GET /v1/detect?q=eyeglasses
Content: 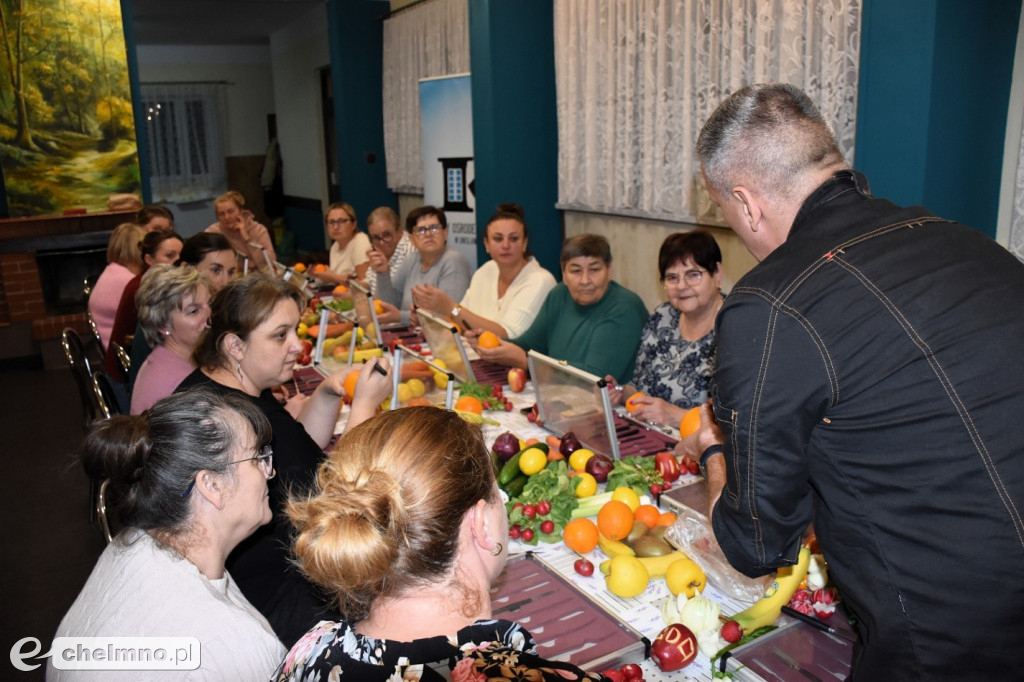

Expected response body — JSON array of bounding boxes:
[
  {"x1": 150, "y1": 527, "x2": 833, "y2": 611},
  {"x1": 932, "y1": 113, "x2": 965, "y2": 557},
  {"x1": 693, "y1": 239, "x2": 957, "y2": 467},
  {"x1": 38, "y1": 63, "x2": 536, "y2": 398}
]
[
  {"x1": 663, "y1": 269, "x2": 707, "y2": 288},
  {"x1": 413, "y1": 224, "x2": 443, "y2": 236},
  {"x1": 230, "y1": 445, "x2": 276, "y2": 480},
  {"x1": 369, "y1": 231, "x2": 395, "y2": 244},
  {"x1": 181, "y1": 445, "x2": 275, "y2": 498},
  {"x1": 327, "y1": 218, "x2": 353, "y2": 227}
]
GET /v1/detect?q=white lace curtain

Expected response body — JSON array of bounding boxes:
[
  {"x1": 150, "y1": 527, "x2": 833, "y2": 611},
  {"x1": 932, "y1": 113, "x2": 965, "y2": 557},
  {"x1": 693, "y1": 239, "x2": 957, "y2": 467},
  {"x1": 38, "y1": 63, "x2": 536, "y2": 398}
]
[
  {"x1": 1011, "y1": 121, "x2": 1024, "y2": 260},
  {"x1": 140, "y1": 82, "x2": 227, "y2": 203},
  {"x1": 382, "y1": 0, "x2": 470, "y2": 194},
  {"x1": 554, "y1": 0, "x2": 862, "y2": 225}
]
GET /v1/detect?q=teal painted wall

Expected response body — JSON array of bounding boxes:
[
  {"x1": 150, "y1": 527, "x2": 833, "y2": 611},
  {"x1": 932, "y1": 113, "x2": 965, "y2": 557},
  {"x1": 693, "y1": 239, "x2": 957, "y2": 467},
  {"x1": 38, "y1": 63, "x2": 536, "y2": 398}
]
[
  {"x1": 326, "y1": 0, "x2": 396, "y2": 220},
  {"x1": 469, "y1": 0, "x2": 562, "y2": 280},
  {"x1": 856, "y1": 0, "x2": 1021, "y2": 237},
  {"x1": 121, "y1": 0, "x2": 150, "y2": 204}
]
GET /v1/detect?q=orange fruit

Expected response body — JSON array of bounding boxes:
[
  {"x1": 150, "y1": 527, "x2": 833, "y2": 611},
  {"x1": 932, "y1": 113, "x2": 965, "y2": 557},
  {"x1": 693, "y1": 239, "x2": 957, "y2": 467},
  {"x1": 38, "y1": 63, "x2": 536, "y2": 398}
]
[
  {"x1": 634, "y1": 504, "x2": 661, "y2": 529},
  {"x1": 342, "y1": 369, "x2": 361, "y2": 398},
  {"x1": 563, "y1": 518, "x2": 599, "y2": 554},
  {"x1": 597, "y1": 500, "x2": 634, "y2": 541},
  {"x1": 454, "y1": 395, "x2": 484, "y2": 414},
  {"x1": 373, "y1": 299, "x2": 385, "y2": 315},
  {"x1": 333, "y1": 284, "x2": 349, "y2": 296},
  {"x1": 477, "y1": 331, "x2": 501, "y2": 349},
  {"x1": 314, "y1": 264, "x2": 328, "y2": 273},
  {"x1": 656, "y1": 512, "x2": 678, "y2": 526},
  {"x1": 679, "y1": 406, "x2": 702, "y2": 438},
  {"x1": 407, "y1": 397, "x2": 432, "y2": 407},
  {"x1": 625, "y1": 392, "x2": 645, "y2": 413},
  {"x1": 293, "y1": 262, "x2": 307, "y2": 273}
]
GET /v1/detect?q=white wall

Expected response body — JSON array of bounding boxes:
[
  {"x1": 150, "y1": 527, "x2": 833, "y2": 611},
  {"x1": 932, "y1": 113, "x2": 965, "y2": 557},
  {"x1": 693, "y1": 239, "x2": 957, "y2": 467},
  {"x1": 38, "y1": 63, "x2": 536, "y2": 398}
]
[
  {"x1": 136, "y1": 45, "x2": 277, "y2": 237},
  {"x1": 270, "y1": 6, "x2": 331, "y2": 205}
]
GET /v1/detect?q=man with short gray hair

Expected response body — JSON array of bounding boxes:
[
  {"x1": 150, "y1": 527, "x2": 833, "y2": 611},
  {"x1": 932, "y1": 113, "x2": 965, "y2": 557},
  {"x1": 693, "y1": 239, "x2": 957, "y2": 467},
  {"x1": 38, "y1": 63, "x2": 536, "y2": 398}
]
[{"x1": 687, "y1": 83, "x2": 1024, "y2": 678}]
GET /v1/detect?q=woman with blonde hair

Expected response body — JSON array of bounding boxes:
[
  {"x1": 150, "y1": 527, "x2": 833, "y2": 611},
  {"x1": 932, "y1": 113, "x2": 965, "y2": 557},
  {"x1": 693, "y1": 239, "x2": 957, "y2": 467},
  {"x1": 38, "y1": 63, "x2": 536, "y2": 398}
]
[
  {"x1": 311, "y1": 202, "x2": 371, "y2": 286},
  {"x1": 274, "y1": 407, "x2": 610, "y2": 681},
  {"x1": 89, "y1": 222, "x2": 146, "y2": 350},
  {"x1": 206, "y1": 190, "x2": 276, "y2": 269}
]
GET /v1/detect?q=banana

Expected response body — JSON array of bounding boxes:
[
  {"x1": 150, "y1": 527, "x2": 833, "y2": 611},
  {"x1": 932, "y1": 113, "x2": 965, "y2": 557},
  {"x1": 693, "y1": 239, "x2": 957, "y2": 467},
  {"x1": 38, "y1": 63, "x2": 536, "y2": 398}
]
[
  {"x1": 636, "y1": 551, "x2": 692, "y2": 578},
  {"x1": 730, "y1": 546, "x2": 811, "y2": 633},
  {"x1": 598, "y1": 532, "x2": 635, "y2": 560},
  {"x1": 352, "y1": 347, "x2": 384, "y2": 363}
]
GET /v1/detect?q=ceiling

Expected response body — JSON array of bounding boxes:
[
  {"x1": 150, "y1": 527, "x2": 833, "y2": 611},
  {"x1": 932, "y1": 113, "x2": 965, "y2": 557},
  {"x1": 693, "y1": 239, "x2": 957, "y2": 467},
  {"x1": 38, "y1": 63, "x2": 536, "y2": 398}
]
[{"x1": 130, "y1": 0, "x2": 326, "y2": 46}]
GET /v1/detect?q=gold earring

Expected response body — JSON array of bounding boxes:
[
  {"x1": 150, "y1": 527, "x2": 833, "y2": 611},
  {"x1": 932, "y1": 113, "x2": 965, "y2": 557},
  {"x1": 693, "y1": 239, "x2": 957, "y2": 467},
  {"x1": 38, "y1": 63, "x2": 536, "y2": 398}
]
[{"x1": 490, "y1": 542, "x2": 503, "y2": 557}]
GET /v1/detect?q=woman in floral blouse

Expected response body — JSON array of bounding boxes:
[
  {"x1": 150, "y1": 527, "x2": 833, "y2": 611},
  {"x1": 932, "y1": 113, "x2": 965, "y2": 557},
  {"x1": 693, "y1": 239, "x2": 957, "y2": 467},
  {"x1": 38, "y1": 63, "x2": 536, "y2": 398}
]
[
  {"x1": 611, "y1": 231, "x2": 723, "y2": 428},
  {"x1": 274, "y1": 407, "x2": 610, "y2": 681}
]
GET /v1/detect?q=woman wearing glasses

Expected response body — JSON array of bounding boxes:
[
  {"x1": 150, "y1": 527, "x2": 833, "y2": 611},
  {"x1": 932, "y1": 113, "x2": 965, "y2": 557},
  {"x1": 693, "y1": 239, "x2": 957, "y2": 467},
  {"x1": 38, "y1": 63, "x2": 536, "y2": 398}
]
[
  {"x1": 312, "y1": 202, "x2": 371, "y2": 286},
  {"x1": 371, "y1": 205, "x2": 471, "y2": 325},
  {"x1": 50, "y1": 388, "x2": 286, "y2": 680},
  {"x1": 612, "y1": 231, "x2": 724, "y2": 427},
  {"x1": 176, "y1": 274, "x2": 393, "y2": 647}
]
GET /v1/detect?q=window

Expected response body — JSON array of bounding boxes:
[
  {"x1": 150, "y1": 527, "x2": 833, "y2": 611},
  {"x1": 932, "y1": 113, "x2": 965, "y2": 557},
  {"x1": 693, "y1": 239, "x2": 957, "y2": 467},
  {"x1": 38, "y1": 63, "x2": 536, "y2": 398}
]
[{"x1": 140, "y1": 83, "x2": 227, "y2": 203}]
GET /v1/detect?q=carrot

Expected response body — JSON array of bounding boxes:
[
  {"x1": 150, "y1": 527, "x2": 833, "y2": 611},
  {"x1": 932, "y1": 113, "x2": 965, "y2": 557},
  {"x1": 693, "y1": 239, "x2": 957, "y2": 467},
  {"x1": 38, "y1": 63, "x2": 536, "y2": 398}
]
[
  {"x1": 524, "y1": 437, "x2": 540, "y2": 446},
  {"x1": 400, "y1": 361, "x2": 435, "y2": 381},
  {"x1": 547, "y1": 450, "x2": 565, "y2": 462},
  {"x1": 546, "y1": 435, "x2": 562, "y2": 451},
  {"x1": 307, "y1": 322, "x2": 353, "y2": 338}
]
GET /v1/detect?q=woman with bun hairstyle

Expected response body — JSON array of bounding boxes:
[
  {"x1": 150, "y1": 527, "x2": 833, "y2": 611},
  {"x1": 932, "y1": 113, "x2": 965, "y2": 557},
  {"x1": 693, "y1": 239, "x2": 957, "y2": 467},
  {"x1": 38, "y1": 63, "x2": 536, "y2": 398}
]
[
  {"x1": 49, "y1": 388, "x2": 286, "y2": 681},
  {"x1": 178, "y1": 231, "x2": 237, "y2": 295},
  {"x1": 274, "y1": 407, "x2": 609, "y2": 681},
  {"x1": 176, "y1": 273, "x2": 393, "y2": 647},
  {"x1": 412, "y1": 203, "x2": 556, "y2": 338}
]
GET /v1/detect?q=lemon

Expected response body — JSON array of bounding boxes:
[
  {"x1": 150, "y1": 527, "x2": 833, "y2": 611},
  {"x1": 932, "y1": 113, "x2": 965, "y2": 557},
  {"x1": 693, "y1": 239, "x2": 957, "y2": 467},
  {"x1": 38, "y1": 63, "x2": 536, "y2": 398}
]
[
  {"x1": 407, "y1": 378, "x2": 425, "y2": 398},
  {"x1": 432, "y1": 358, "x2": 448, "y2": 370},
  {"x1": 568, "y1": 448, "x2": 596, "y2": 472},
  {"x1": 396, "y1": 383, "x2": 412, "y2": 404},
  {"x1": 519, "y1": 448, "x2": 548, "y2": 476},
  {"x1": 574, "y1": 472, "x2": 598, "y2": 498},
  {"x1": 605, "y1": 555, "x2": 650, "y2": 598},
  {"x1": 433, "y1": 371, "x2": 449, "y2": 389},
  {"x1": 611, "y1": 486, "x2": 642, "y2": 512},
  {"x1": 297, "y1": 322, "x2": 309, "y2": 337}
]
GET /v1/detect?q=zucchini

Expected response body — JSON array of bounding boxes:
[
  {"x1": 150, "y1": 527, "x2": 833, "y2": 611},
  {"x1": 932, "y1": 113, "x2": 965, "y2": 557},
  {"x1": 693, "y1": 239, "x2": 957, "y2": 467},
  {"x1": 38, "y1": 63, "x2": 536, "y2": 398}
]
[
  {"x1": 497, "y1": 452, "x2": 523, "y2": 486},
  {"x1": 503, "y1": 474, "x2": 529, "y2": 499}
]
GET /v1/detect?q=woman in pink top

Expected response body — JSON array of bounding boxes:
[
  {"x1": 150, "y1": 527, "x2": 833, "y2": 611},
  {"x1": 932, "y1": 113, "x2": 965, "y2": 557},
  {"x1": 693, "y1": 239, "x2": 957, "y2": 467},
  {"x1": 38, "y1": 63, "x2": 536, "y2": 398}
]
[
  {"x1": 88, "y1": 223, "x2": 146, "y2": 351},
  {"x1": 206, "y1": 190, "x2": 276, "y2": 271},
  {"x1": 130, "y1": 265, "x2": 211, "y2": 414}
]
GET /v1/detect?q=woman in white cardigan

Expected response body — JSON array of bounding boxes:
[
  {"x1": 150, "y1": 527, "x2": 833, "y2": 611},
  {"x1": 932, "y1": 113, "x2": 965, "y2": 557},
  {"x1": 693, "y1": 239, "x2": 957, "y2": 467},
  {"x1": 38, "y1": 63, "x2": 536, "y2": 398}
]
[{"x1": 412, "y1": 203, "x2": 555, "y2": 338}]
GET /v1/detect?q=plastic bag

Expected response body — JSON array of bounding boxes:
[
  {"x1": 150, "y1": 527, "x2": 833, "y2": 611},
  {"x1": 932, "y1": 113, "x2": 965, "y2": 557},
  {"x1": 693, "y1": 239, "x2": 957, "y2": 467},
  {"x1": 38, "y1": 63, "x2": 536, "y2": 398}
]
[{"x1": 663, "y1": 504, "x2": 769, "y2": 603}]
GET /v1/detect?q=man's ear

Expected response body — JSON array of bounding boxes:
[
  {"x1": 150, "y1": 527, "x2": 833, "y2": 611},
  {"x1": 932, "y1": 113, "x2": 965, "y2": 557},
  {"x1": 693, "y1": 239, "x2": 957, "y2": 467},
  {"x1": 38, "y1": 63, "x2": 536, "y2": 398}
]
[
  {"x1": 732, "y1": 186, "x2": 763, "y2": 233},
  {"x1": 194, "y1": 470, "x2": 228, "y2": 510}
]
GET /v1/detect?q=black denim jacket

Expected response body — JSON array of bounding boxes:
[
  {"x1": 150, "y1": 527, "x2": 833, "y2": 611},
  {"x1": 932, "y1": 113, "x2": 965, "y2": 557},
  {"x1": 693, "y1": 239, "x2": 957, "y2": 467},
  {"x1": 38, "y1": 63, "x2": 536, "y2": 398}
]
[{"x1": 711, "y1": 170, "x2": 1024, "y2": 679}]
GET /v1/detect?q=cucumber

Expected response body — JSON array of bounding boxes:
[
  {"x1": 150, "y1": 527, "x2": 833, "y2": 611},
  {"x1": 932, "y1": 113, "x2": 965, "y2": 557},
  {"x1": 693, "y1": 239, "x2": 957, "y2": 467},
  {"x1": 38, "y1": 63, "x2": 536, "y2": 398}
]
[
  {"x1": 503, "y1": 474, "x2": 529, "y2": 499},
  {"x1": 498, "y1": 452, "x2": 523, "y2": 486}
]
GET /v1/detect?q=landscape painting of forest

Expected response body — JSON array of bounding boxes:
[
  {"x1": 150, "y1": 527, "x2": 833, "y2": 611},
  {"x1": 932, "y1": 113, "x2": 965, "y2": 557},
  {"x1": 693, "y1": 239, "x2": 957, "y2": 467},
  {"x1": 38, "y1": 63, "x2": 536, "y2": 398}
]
[{"x1": 0, "y1": 0, "x2": 141, "y2": 216}]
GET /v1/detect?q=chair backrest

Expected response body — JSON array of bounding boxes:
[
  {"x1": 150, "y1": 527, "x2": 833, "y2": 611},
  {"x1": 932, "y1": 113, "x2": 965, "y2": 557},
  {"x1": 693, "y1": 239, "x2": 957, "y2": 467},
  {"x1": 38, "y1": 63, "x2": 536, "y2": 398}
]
[
  {"x1": 110, "y1": 341, "x2": 131, "y2": 384},
  {"x1": 86, "y1": 312, "x2": 104, "y2": 355},
  {"x1": 96, "y1": 479, "x2": 113, "y2": 544},
  {"x1": 92, "y1": 371, "x2": 121, "y2": 419},
  {"x1": 63, "y1": 328, "x2": 100, "y2": 426}
]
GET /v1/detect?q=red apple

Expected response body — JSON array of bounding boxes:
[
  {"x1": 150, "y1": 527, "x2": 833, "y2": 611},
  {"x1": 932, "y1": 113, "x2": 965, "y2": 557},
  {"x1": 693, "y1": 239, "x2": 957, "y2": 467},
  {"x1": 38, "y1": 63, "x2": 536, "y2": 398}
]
[
  {"x1": 507, "y1": 368, "x2": 527, "y2": 393},
  {"x1": 651, "y1": 623, "x2": 698, "y2": 672},
  {"x1": 654, "y1": 452, "x2": 681, "y2": 483}
]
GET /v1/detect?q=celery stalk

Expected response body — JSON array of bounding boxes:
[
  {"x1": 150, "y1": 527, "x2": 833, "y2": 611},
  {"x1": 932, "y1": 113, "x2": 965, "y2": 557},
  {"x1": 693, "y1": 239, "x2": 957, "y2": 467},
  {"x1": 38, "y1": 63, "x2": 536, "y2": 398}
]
[{"x1": 570, "y1": 491, "x2": 615, "y2": 519}]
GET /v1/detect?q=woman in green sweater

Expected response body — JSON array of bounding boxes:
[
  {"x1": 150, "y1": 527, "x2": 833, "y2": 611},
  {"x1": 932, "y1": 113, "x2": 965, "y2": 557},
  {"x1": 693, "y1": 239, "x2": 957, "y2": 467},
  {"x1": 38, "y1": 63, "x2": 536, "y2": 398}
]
[{"x1": 468, "y1": 234, "x2": 648, "y2": 383}]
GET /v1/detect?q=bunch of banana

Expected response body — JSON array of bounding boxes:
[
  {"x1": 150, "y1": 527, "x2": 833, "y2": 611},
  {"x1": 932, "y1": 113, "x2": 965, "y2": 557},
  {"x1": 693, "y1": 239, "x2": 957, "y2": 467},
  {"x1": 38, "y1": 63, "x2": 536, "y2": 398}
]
[{"x1": 727, "y1": 546, "x2": 811, "y2": 633}]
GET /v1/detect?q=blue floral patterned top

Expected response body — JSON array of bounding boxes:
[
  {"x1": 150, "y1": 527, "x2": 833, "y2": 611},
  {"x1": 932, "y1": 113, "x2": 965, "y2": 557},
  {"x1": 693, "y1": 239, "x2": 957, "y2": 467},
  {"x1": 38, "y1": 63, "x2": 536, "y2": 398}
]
[
  {"x1": 273, "y1": 618, "x2": 610, "y2": 681},
  {"x1": 631, "y1": 301, "x2": 717, "y2": 409}
]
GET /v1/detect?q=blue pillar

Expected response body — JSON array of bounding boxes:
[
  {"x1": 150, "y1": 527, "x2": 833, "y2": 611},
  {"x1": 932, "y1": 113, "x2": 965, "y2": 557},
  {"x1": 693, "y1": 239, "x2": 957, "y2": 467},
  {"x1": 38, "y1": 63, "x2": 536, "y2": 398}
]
[
  {"x1": 469, "y1": 0, "x2": 562, "y2": 279},
  {"x1": 855, "y1": 0, "x2": 1021, "y2": 237}
]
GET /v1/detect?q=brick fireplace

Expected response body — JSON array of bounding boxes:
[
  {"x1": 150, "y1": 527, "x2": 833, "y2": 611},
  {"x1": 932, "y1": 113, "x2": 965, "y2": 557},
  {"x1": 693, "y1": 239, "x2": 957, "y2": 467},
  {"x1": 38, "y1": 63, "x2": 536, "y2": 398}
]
[{"x1": 0, "y1": 211, "x2": 134, "y2": 364}]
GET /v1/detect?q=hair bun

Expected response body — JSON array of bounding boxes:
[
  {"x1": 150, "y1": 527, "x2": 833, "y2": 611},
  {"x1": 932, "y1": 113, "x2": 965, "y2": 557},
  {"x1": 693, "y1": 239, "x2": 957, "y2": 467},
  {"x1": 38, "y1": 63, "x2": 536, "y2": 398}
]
[{"x1": 496, "y1": 202, "x2": 525, "y2": 220}]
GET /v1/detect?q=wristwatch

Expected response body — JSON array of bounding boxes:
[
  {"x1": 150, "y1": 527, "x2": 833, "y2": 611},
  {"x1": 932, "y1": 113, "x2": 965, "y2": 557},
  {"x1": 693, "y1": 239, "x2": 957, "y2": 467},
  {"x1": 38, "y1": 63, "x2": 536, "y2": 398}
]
[
  {"x1": 451, "y1": 304, "x2": 463, "y2": 319},
  {"x1": 698, "y1": 444, "x2": 724, "y2": 480}
]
